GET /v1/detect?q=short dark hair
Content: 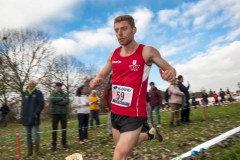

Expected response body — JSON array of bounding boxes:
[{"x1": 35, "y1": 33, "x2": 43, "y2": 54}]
[
  {"x1": 55, "y1": 82, "x2": 63, "y2": 87},
  {"x1": 177, "y1": 75, "x2": 183, "y2": 80},
  {"x1": 114, "y1": 15, "x2": 135, "y2": 28},
  {"x1": 149, "y1": 82, "x2": 155, "y2": 86}
]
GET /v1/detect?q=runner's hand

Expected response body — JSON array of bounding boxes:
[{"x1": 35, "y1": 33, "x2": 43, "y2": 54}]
[
  {"x1": 89, "y1": 77, "x2": 103, "y2": 88},
  {"x1": 159, "y1": 68, "x2": 176, "y2": 82}
]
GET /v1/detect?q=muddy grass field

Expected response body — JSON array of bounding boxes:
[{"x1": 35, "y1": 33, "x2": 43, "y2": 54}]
[{"x1": 0, "y1": 103, "x2": 240, "y2": 160}]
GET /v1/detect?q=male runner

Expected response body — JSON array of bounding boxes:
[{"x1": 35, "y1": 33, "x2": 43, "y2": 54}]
[{"x1": 90, "y1": 15, "x2": 176, "y2": 160}]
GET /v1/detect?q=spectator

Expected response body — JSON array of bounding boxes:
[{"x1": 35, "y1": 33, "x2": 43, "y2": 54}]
[
  {"x1": 191, "y1": 94, "x2": 198, "y2": 109},
  {"x1": 73, "y1": 85, "x2": 90, "y2": 144},
  {"x1": 21, "y1": 80, "x2": 44, "y2": 156},
  {"x1": 102, "y1": 75, "x2": 113, "y2": 137},
  {"x1": 178, "y1": 75, "x2": 191, "y2": 123},
  {"x1": 226, "y1": 89, "x2": 233, "y2": 102},
  {"x1": 89, "y1": 90, "x2": 100, "y2": 127},
  {"x1": 168, "y1": 78, "x2": 184, "y2": 127},
  {"x1": 219, "y1": 88, "x2": 225, "y2": 103},
  {"x1": 201, "y1": 90, "x2": 209, "y2": 106},
  {"x1": 0, "y1": 103, "x2": 10, "y2": 127},
  {"x1": 212, "y1": 91, "x2": 219, "y2": 104},
  {"x1": 149, "y1": 82, "x2": 162, "y2": 127},
  {"x1": 49, "y1": 82, "x2": 70, "y2": 151},
  {"x1": 164, "y1": 87, "x2": 171, "y2": 111},
  {"x1": 209, "y1": 89, "x2": 213, "y2": 97}
]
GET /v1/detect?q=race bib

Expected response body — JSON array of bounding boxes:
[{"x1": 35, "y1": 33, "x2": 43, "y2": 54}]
[{"x1": 112, "y1": 85, "x2": 133, "y2": 107}]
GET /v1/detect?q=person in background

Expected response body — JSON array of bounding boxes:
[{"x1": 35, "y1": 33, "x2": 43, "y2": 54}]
[
  {"x1": 191, "y1": 93, "x2": 197, "y2": 109},
  {"x1": 226, "y1": 89, "x2": 233, "y2": 102},
  {"x1": 168, "y1": 78, "x2": 184, "y2": 127},
  {"x1": 149, "y1": 82, "x2": 162, "y2": 128},
  {"x1": 178, "y1": 75, "x2": 191, "y2": 123},
  {"x1": 102, "y1": 74, "x2": 113, "y2": 137},
  {"x1": 212, "y1": 91, "x2": 219, "y2": 105},
  {"x1": 89, "y1": 90, "x2": 100, "y2": 127},
  {"x1": 164, "y1": 87, "x2": 171, "y2": 111},
  {"x1": 209, "y1": 89, "x2": 213, "y2": 97},
  {"x1": 73, "y1": 85, "x2": 90, "y2": 144},
  {"x1": 0, "y1": 103, "x2": 10, "y2": 127},
  {"x1": 49, "y1": 82, "x2": 70, "y2": 151},
  {"x1": 219, "y1": 88, "x2": 225, "y2": 103},
  {"x1": 21, "y1": 80, "x2": 44, "y2": 157},
  {"x1": 201, "y1": 90, "x2": 209, "y2": 107}
]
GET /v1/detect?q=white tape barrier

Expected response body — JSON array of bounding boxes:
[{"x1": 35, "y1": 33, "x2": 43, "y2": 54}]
[{"x1": 171, "y1": 126, "x2": 240, "y2": 160}]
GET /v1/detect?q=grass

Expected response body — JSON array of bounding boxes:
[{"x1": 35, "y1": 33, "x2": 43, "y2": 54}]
[{"x1": 0, "y1": 103, "x2": 239, "y2": 160}]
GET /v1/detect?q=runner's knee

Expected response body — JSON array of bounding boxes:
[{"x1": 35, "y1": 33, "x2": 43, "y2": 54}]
[{"x1": 114, "y1": 146, "x2": 129, "y2": 159}]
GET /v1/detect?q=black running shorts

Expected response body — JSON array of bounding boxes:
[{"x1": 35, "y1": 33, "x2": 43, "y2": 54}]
[{"x1": 111, "y1": 112, "x2": 150, "y2": 133}]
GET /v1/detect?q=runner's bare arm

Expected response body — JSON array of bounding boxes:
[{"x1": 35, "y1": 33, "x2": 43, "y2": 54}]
[
  {"x1": 143, "y1": 46, "x2": 176, "y2": 82},
  {"x1": 89, "y1": 53, "x2": 113, "y2": 89}
]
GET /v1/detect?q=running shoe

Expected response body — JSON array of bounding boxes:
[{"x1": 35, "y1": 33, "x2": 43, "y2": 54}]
[{"x1": 149, "y1": 127, "x2": 163, "y2": 142}]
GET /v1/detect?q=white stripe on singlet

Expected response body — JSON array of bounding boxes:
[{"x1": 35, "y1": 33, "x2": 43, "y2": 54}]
[{"x1": 135, "y1": 64, "x2": 151, "y2": 116}]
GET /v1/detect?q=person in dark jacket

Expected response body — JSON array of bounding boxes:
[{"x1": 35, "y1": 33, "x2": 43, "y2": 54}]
[
  {"x1": 0, "y1": 103, "x2": 10, "y2": 127},
  {"x1": 49, "y1": 82, "x2": 70, "y2": 151},
  {"x1": 21, "y1": 80, "x2": 44, "y2": 157},
  {"x1": 102, "y1": 74, "x2": 112, "y2": 137},
  {"x1": 219, "y1": 88, "x2": 225, "y2": 103},
  {"x1": 149, "y1": 82, "x2": 162, "y2": 127},
  {"x1": 177, "y1": 75, "x2": 191, "y2": 123},
  {"x1": 201, "y1": 90, "x2": 209, "y2": 106}
]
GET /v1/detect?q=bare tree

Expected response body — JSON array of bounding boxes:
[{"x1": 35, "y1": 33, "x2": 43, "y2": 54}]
[
  {"x1": 41, "y1": 54, "x2": 97, "y2": 116},
  {"x1": 0, "y1": 28, "x2": 55, "y2": 107},
  {"x1": 45, "y1": 54, "x2": 97, "y2": 97}
]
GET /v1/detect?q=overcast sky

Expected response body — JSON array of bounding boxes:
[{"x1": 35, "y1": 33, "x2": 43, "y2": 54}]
[{"x1": 0, "y1": 0, "x2": 239, "y2": 92}]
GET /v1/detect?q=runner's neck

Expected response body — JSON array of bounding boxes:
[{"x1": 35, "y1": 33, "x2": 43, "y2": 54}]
[{"x1": 121, "y1": 42, "x2": 139, "y2": 57}]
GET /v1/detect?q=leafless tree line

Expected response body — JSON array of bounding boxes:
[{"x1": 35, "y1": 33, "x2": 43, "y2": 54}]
[{"x1": 0, "y1": 28, "x2": 97, "y2": 119}]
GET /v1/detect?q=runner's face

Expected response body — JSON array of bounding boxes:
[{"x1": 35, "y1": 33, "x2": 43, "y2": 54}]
[{"x1": 114, "y1": 21, "x2": 136, "y2": 46}]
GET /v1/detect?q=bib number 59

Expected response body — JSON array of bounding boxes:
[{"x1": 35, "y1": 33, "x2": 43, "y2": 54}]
[{"x1": 117, "y1": 91, "x2": 124, "y2": 101}]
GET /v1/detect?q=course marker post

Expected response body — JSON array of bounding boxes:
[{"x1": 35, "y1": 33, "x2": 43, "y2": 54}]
[
  {"x1": 203, "y1": 106, "x2": 207, "y2": 121},
  {"x1": 16, "y1": 128, "x2": 21, "y2": 160}
]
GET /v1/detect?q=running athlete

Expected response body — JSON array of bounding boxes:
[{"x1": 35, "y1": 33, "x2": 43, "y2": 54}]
[{"x1": 90, "y1": 15, "x2": 176, "y2": 160}]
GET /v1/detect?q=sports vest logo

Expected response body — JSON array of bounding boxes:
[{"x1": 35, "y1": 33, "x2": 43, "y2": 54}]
[
  {"x1": 129, "y1": 60, "x2": 140, "y2": 71},
  {"x1": 113, "y1": 85, "x2": 133, "y2": 92},
  {"x1": 112, "y1": 60, "x2": 121, "y2": 64}
]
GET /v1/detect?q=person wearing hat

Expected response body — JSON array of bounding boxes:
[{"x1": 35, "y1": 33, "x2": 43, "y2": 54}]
[{"x1": 49, "y1": 82, "x2": 70, "y2": 150}]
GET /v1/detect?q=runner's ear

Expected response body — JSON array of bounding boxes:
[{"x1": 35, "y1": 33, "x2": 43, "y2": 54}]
[{"x1": 133, "y1": 27, "x2": 137, "y2": 34}]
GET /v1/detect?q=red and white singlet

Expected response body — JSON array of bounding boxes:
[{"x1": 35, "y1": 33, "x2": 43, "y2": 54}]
[{"x1": 111, "y1": 44, "x2": 151, "y2": 117}]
